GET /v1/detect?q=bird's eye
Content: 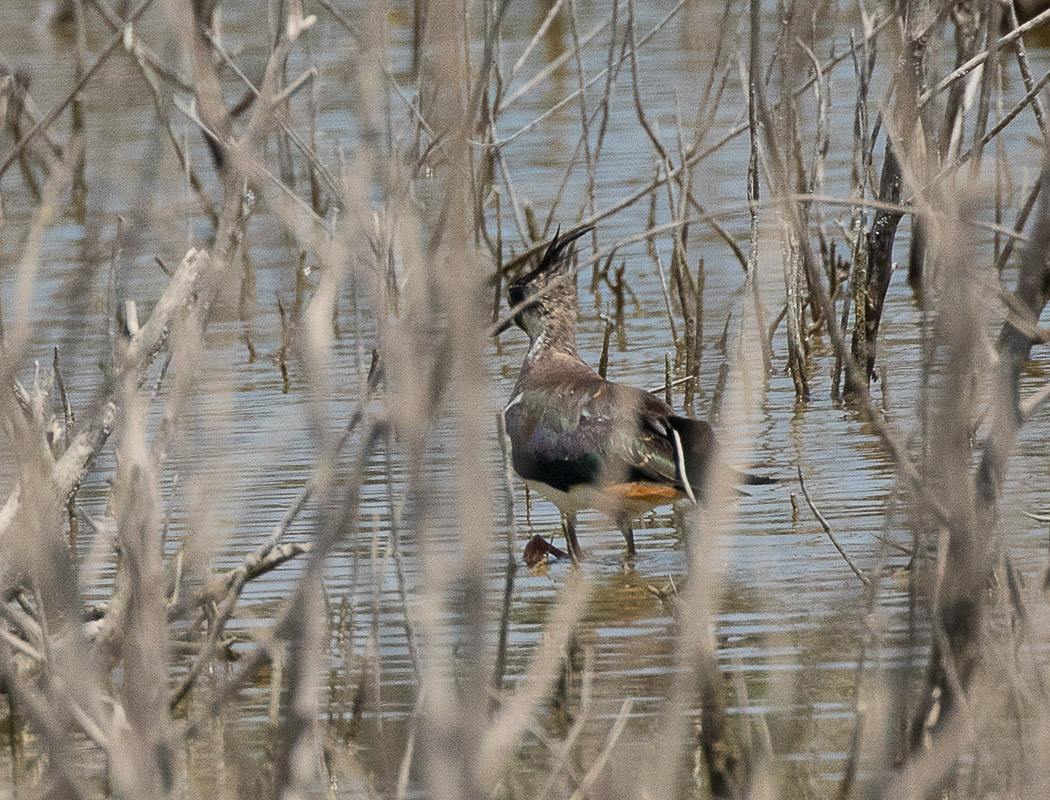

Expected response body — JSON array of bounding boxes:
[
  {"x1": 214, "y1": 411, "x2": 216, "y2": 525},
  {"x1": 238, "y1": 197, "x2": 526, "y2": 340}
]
[{"x1": 508, "y1": 284, "x2": 525, "y2": 307}]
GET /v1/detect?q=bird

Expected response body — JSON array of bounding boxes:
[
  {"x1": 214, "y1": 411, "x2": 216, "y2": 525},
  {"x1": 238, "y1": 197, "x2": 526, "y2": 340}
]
[{"x1": 498, "y1": 226, "x2": 773, "y2": 561}]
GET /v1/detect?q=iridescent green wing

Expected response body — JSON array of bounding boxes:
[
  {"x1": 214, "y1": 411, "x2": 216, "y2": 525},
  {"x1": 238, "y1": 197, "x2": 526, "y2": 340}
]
[{"x1": 506, "y1": 379, "x2": 681, "y2": 491}]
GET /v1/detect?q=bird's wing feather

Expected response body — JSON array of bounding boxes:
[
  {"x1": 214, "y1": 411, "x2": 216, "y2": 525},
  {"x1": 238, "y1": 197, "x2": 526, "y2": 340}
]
[{"x1": 505, "y1": 377, "x2": 682, "y2": 493}]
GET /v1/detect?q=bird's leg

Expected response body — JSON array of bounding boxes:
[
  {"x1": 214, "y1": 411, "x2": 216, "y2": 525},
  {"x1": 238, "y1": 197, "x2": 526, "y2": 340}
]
[
  {"x1": 618, "y1": 517, "x2": 637, "y2": 556},
  {"x1": 562, "y1": 512, "x2": 583, "y2": 564}
]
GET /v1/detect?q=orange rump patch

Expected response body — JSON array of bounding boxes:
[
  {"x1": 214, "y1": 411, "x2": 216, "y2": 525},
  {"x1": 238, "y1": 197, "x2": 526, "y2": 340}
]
[{"x1": 603, "y1": 481, "x2": 684, "y2": 511}]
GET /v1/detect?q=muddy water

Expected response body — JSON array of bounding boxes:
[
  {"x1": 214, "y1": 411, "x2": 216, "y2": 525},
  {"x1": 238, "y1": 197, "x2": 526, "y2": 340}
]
[{"x1": 3, "y1": 0, "x2": 1050, "y2": 794}]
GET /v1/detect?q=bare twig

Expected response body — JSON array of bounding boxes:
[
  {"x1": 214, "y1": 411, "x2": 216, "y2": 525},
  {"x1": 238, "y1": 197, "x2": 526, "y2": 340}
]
[{"x1": 797, "y1": 467, "x2": 870, "y2": 585}]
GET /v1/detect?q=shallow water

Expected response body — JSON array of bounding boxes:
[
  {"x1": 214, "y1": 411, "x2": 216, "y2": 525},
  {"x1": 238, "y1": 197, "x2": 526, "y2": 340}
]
[{"x1": 3, "y1": 0, "x2": 1050, "y2": 794}]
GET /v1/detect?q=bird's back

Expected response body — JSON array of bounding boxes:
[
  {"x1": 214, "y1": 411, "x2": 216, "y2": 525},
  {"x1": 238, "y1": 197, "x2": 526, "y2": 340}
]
[{"x1": 504, "y1": 355, "x2": 716, "y2": 506}]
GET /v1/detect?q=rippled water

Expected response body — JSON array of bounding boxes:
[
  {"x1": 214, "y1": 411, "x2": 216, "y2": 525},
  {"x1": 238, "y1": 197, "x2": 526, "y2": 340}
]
[{"x1": 4, "y1": 0, "x2": 1050, "y2": 793}]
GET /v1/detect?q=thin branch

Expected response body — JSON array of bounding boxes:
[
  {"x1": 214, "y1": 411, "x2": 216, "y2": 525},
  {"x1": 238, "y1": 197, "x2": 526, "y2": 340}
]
[{"x1": 797, "y1": 467, "x2": 870, "y2": 586}]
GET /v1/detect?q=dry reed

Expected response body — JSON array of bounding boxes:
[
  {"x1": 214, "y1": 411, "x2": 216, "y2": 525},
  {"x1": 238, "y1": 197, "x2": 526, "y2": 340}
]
[{"x1": 2, "y1": 0, "x2": 1050, "y2": 798}]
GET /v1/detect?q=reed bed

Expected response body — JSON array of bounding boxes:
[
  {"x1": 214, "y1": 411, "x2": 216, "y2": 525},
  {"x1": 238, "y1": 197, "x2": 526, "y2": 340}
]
[{"x1": 2, "y1": 0, "x2": 1050, "y2": 798}]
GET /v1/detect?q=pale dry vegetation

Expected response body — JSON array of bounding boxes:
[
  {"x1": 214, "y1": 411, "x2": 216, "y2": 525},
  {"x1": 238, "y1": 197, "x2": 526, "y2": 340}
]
[{"x1": 2, "y1": 0, "x2": 1050, "y2": 798}]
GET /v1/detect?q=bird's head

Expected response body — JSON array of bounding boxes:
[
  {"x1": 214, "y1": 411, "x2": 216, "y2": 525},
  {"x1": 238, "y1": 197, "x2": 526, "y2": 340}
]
[{"x1": 504, "y1": 225, "x2": 593, "y2": 341}]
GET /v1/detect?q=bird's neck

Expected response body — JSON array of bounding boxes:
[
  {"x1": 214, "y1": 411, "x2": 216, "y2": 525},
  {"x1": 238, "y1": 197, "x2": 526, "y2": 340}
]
[{"x1": 526, "y1": 313, "x2": 581, "y2": 362}]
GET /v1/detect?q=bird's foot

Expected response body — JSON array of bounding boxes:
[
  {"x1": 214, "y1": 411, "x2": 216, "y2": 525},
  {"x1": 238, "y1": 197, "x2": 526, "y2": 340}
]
[
  {"x1": 523, "y1": 534, "x2": 569, "y2": 566},
  {"x1": 617, "y1": 520, "x2": 637, "y2": 557}
]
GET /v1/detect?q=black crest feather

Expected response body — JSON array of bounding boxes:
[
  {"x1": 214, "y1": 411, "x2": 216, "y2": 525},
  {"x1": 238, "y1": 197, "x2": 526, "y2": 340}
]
[{"x1": 508, "y1": 225, "x2": 595, "y2": 307}]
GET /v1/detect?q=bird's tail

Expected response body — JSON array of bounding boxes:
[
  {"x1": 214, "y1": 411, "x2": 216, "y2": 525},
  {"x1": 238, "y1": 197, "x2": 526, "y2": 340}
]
[
  {"x1": 667, "y1": 416, "x2": 716, "y2": 498},
  {"x1": 668, "y1": 416, "x2": 777, "y2": 496}
]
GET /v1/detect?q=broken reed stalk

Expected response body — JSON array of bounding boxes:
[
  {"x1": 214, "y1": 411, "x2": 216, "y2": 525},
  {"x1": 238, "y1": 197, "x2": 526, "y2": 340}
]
[
  {"x1": 69, "y1": 0, "x2": 87, "y2": 206},
  {"x1": 664, "y1": 353, "x2": 672, "y2": 407},
  {"x1": 745, "y1": 37, "x2": 775, "y2": 379},
  {"x1": 598, "y1": 316, "x2": 613, "y2": 379},
  {"x1": 835, "y1": 18, "x2": 877, "y2": 399},
  {"x1": 773, "y1": 16, "x2": 813, "y2": 404}
]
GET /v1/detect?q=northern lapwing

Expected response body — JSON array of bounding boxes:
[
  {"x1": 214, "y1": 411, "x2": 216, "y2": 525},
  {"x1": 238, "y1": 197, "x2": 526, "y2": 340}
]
[{"x1": 498, "y1": 226, "x2": 772, "y2": 561}]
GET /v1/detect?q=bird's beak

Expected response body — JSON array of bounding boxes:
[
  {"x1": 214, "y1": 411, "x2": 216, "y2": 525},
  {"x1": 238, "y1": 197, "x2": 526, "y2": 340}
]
[
  {"x1": 489, "y1": 293, "x2": 540, "y2": 339},
  {"x1": 491, "y1": 315, "x2": 516, "y2": 337}
]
